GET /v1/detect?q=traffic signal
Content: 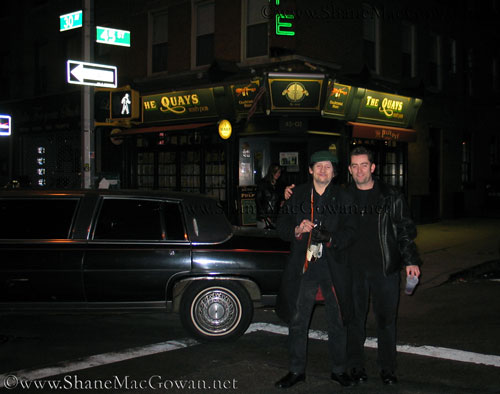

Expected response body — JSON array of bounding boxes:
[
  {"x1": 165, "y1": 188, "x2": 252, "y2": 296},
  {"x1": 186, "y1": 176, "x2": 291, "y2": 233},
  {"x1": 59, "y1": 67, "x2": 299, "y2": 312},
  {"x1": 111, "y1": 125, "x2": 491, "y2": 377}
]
[{"x1": 94, "y1": 85, "x2": 140, "y2": 126}]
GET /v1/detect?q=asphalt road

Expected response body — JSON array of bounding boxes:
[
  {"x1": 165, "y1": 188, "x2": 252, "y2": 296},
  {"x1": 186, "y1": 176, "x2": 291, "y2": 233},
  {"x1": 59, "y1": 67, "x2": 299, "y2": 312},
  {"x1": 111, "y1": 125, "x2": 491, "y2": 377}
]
[{"x1": 0, "y1": 273, "x2": 499, "y2": 394}]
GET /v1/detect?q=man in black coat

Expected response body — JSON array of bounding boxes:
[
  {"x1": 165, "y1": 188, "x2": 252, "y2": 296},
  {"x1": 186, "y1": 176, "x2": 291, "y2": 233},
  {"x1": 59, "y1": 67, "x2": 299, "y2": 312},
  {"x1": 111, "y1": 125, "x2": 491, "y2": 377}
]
[
  {"x1": 274, "y1": 150, "x2": 358, "y2": 389},
  {"x1": 346, "y1": 146, "x2": 421, "y2": 385}
]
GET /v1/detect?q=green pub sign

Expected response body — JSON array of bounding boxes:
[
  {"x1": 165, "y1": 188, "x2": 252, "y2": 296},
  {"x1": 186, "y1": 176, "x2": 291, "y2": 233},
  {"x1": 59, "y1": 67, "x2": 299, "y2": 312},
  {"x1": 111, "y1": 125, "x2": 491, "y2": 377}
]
[
  {"x1": 322, "y1": 82, "x2": 355, "y2": 119},
  {"x1": 142, "y1": 88, "x2": 218, "y2": 123},
  {"x1": 268, "y1": 74, "x2": 324, "y2": 112},
  {"x1": 357, "y1": 89, "x2": 411, "y2": 126}
]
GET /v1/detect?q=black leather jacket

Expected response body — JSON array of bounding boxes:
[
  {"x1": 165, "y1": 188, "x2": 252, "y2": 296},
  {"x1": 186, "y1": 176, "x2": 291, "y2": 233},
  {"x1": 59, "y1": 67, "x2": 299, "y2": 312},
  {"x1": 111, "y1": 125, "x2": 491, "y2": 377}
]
[
  {"x1": 349, "y1": 180, "x2": 421, "y2": 275},
  {"x1": 255, "y1": 179, "x2": 281, "y2": 222}
]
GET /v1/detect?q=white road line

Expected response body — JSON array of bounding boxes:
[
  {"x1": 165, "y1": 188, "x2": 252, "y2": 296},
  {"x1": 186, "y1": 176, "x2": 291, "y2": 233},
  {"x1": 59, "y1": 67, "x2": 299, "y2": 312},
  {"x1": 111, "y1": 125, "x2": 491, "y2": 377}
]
[
  {"x1": 248, "y1": 322, "x2": 500, "y2": 368},
  {"x1": 0, "y1": 338, "x2": 198, "y2": 388},
  {"x1": 1, "y1": 322, "x2": 499, "y2": 388}
]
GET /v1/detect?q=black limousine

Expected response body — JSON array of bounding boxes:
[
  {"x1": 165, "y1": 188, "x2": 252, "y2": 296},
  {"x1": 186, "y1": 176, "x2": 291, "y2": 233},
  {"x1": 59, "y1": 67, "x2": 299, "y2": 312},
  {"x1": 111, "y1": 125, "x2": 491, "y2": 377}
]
[{"x1": 0, "y1": 190, "x2": 289, "y2": 341}]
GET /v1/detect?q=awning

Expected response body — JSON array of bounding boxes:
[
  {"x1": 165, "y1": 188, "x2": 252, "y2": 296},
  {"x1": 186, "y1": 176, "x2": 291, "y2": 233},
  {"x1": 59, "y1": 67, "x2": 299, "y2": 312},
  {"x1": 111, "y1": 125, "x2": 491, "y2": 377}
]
[
  {"x1": 348, "y1": 121, "x2": 417, "y2": 142},
  {"x1": 111, "y1": 122, "x2": 216, "y2": 137}
]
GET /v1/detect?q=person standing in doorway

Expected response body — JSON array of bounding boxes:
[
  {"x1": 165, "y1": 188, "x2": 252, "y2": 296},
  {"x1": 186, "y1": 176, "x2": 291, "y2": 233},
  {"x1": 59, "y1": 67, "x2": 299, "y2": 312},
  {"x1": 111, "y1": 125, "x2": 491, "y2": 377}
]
[
  {"x1": 274, "y1": 151, "x2": 357, "y2": 389},
  {"x1": 255, "y1": 163, "x2": 283, "y2": 229},
  {"x1": 346, "y1": 145, "x2": 421, "y2": 385}
]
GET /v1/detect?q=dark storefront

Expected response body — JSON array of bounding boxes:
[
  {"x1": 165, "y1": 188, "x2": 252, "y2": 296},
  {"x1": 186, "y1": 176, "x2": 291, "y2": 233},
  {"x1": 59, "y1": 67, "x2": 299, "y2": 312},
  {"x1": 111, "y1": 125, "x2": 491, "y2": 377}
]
[{"x1": 101, "y1": 72, "x2": 421, "y2": 226}]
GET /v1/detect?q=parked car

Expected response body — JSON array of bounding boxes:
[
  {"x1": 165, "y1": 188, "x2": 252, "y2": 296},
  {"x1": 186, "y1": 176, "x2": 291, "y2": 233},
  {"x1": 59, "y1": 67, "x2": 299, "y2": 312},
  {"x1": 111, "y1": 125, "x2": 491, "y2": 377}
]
[{"x1": 0, "y1": 189, "x2": 289, "y2": 341}]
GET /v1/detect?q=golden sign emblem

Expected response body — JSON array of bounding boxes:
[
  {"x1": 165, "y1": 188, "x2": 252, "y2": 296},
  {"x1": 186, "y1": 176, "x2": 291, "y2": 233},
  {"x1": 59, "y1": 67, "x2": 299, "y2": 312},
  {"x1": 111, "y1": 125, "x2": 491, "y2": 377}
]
[{"x1": 282, "y1": 82, "x2": 309, "y2": 103}]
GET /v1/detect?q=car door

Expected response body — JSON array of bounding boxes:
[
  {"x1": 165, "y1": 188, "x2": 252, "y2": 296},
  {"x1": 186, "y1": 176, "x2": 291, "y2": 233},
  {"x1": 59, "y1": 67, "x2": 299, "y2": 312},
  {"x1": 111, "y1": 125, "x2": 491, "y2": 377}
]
[
  {"x1": 0, "y1": 197, "x2": 85, "y2": 303},
  {"x1": 83, "y1": 197, "x2": 191, "y2": 304}
]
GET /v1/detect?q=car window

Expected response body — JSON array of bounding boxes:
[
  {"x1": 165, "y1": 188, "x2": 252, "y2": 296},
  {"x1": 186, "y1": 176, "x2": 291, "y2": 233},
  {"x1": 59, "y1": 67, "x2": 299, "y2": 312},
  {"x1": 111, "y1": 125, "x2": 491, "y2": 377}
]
[
  {"x1": 94, "y1": 198, "x2": 163, "y2": 240},
  {"x1": 0, "y1": 198, "x2": 79, "y2": 239},
  {"x1": 93, "y1": 198, "x2": 185, "y2": 241},
  {"x1": 163, "y1": 202, "x2": 186, "y2": 241}
]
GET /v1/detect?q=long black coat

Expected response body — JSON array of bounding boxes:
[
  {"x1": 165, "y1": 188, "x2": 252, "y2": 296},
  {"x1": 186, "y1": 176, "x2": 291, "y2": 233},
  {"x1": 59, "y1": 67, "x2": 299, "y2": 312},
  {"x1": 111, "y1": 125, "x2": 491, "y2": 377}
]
[{"x1": 275, "y1": 181, "x2": 358, "y2": 324}]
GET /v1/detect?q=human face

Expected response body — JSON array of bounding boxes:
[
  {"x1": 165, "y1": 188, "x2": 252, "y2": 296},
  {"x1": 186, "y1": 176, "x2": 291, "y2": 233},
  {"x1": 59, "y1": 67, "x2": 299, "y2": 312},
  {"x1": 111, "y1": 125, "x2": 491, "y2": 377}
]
[
  {"x1": 349, "y1": 154, "x2": 375, "y2": 189},
  {"x1": 309, "y1": 160, "x2": 334, "y2": 187},
  {"x1": 273, "y1": 169, "x2": 281, "y2": 181}
]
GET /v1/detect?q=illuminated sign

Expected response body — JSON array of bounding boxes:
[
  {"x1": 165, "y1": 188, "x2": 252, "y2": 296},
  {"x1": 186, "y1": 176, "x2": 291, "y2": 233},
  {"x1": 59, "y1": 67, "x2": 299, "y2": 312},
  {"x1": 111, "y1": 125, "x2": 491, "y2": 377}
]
[
  {"x1": 322, "y1": 82, "x2": 355, "y2": 119},
  {"x1": 142, "y1": 88, "x2": 217, "y2": 123},
  {"x1": 94, "y1": 86, "x2": 140, "y2": 125},
  {"x1": 230, "y1": 79, "x2": 264, "y2": 114},
  {"x1": 0, "y1": 115, "x2": 11, "y2": 136},
  {"x1": 267, "y1": 73, "x2": 324, "y2": 112},
  {"x1": 96, "y1": 26, "x2": 131, "y2": 47},
  {"x1": 218, "y1": 119, "x2": 232, "y2": 139},
  {"x1": 357, "y1": 89, "x2": 411, "y2": 126},
  {"x1": 67, "y1": 60, "x2": 117, "y2": 88},
  {"x1": 60, "y1": 10, "x2": 83, "y2": 31},
  {"x1": 273, "y1": 1, "x2": 295, "y2": 36}
]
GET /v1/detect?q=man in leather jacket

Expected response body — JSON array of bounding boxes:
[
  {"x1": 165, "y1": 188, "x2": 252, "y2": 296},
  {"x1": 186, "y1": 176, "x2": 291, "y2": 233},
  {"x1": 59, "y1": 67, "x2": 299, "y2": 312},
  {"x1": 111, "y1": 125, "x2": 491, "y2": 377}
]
[{"x1": 346, "y1": 146, "x2": 421, "y2": 385}]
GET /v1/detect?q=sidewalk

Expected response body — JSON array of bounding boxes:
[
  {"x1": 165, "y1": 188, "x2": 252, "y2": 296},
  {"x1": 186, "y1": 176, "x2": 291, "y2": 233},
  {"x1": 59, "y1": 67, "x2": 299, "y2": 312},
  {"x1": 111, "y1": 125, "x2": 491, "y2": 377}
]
[{"x1": 414, "y1": 217, "x2": 500, "y2": 290}]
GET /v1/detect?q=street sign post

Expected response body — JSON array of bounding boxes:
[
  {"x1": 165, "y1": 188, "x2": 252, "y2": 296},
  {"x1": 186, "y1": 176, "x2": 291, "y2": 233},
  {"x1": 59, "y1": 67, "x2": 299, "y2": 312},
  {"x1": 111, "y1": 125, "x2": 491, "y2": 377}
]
[
  {"x1": 60, "y1": 10, "x2": 83, "y2": 31},
  {"x1": 67, "y1": 60, "x2": 117, "y2": 88},
  {"x1": 0, "y1": 115, "x2": 11, "y2": 136},
  {"x1": 96, "y1": 26, "x2": 131, "y2": 47}
]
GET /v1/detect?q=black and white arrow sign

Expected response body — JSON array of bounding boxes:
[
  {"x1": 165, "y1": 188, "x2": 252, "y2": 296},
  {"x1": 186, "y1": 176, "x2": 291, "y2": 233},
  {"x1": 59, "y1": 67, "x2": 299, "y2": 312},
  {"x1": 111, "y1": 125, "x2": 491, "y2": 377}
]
[{"x1": 66, "y1": 60, "x2": 117, "y2": 88}]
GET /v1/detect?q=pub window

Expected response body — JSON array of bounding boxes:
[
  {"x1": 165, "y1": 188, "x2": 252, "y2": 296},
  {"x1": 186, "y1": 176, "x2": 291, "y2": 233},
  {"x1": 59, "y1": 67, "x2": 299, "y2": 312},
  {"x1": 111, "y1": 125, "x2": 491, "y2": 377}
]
[
  {"x1": 362, "y1": 3, "x2": 380, "y2": 73},
  {"x1": 401, "y1": 23, "x2": 416, "y2": 79},
  {"x1": 194, "y1": 1, "x2": 215, "y2": 67},
  {"x1": 429, "y1": 33, "x2": 442, "y2": 90},
  {"x1": 151, "y1": 10, "x2": 169, "y2": 74},
  {"x1": 461, "y1": 140, "x2": 472, "y2": 185},
  {"x1": 244, "y1": 0, "x2": 268, "y2": 59}
]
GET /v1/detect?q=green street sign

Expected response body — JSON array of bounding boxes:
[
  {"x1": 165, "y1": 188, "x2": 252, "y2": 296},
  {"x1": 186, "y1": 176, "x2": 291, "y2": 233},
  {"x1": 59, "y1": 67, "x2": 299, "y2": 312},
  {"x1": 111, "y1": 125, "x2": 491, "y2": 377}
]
[
  {"x1": 96, "y1": 26, "x2": 131, "y2": 47},
  {"x1": 60, "y1": 10, "x2": 83, "y2": 32}
]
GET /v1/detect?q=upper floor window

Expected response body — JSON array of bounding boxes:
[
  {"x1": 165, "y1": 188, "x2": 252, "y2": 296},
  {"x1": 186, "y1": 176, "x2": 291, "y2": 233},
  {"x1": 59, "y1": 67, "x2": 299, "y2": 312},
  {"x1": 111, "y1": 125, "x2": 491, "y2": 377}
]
[
  {"x1": 194, "y1": 1, "x2": 215, "y2": 67},
  {"x1": 244, "y1": 0, "x2": 268, "y2": 59},
  {"x1": 151, "y1": 10, "x2": 168, "y2": 74},
  {"x1": 401, "y1": 23, "x2": 416, "y2": 79},
  {"x1": 429, "y1": 34, "x2": 442, "y2": 90},
  {"x1": 362, "y1": 3, "x2": 380, "y2": 73},
  {"x1": 492, "y1": 58, "x2": 499, "y2": 91},
  {"x1": 449, "y1": 38, "x2": 457, "y2": 75}
]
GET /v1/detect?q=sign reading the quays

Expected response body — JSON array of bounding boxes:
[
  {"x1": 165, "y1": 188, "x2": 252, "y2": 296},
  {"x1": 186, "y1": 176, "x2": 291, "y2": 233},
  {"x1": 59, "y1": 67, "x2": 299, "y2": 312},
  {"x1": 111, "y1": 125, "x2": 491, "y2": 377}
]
[
  {"x1": 357, "y1": 90, "x2": 411, "y2": 126},
  {"x1": 142, "y1": 88, "x2": 217, "y2": 123}
]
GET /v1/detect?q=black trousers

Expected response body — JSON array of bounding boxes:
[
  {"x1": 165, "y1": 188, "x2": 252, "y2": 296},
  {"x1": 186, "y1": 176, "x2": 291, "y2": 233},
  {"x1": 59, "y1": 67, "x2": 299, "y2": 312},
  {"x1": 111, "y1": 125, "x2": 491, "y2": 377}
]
[
  {"x1": 288, "y1": 265, "x2": 346, "y2": 374},
  {"x1": 347, "y1": 266, "x2": 400, "y2": 372}
]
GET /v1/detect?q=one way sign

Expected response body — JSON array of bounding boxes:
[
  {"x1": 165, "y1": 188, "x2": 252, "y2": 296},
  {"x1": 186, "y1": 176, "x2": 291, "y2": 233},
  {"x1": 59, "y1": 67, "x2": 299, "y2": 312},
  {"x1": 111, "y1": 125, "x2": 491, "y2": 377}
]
[{"x1": 67, "y1": 60, "x2": 117, "y2": 88}]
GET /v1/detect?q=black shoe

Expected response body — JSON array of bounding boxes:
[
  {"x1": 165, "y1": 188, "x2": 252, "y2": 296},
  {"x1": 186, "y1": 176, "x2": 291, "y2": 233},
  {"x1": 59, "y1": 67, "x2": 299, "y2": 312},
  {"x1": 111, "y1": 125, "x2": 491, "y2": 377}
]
[
  {"x1": 331, "y1": 372, "x2": 355, "y2": 387},
  {"x1": 350, "y1": 367, "x2": 368, "y2": 383},
  {"x1": 275, "y1": 372, "x2": 306, "y2": 389},
  {"x1": 380, "y1": 370, "x2": 398, "y2": 385}
]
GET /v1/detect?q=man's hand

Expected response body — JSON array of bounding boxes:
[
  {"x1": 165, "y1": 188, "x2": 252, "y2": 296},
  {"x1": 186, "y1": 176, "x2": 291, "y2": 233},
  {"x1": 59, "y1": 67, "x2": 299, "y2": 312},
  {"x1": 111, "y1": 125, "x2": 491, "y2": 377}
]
[
  {"x1": 294, "y1": 219, "x2": 314, "y2": 238},
  {"x1": 284, "y1": 184, "x2": 295, "y2": 200},
  {"x1": 311, "y1": 226, "x2": 332, "y2": 244},
  {"x1": 406, "y1": 265, "x2": 420, "y2": 277}
]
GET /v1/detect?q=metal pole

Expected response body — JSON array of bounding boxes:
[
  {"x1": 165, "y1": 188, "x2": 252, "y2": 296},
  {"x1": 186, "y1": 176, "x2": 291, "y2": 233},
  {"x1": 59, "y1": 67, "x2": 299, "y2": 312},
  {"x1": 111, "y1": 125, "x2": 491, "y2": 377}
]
[{"x1": 81, "y1": 0, "x2": 95, "y2": 188}]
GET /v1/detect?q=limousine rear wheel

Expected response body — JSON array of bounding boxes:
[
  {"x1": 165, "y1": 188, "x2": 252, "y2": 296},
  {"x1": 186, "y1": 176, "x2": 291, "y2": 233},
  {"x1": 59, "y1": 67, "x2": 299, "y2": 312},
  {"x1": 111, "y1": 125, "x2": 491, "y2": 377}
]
[{"x1": 180, "y1": 281, "x2": 253, "y2": 342}]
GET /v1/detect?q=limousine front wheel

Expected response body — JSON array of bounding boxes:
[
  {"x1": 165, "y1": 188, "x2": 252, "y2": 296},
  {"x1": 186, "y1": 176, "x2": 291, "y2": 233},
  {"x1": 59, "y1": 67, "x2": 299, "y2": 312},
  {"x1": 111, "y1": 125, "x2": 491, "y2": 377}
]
[{"x1": 180, "y1": 281, "x2": 253, "y2": 342}]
